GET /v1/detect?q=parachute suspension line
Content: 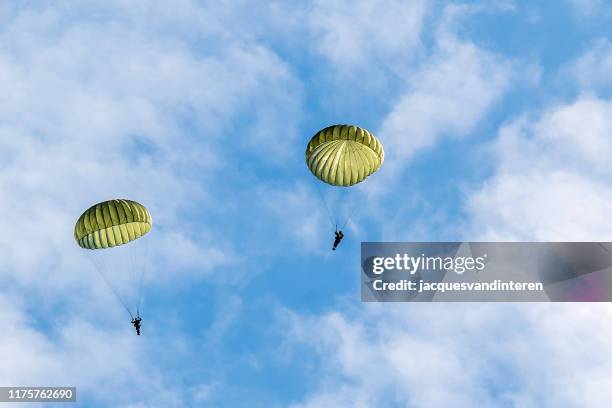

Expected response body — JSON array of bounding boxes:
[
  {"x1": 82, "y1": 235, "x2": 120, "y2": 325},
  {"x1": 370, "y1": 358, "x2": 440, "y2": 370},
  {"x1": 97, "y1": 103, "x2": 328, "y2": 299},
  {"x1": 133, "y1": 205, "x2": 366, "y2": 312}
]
[
  {"x1": 136, "y1": 237, "x2": 150, "y2": 318},
  {"x1": 86, "y1": 253, "x2": 134, "y2": 320},
  {"x1": 136, "y1": 264, "x2": 144, "y2": 318},
  {"x1": 313, "y1": 181, "x2": 361, "y2": 232},
  {"x1": 340, "y1": 202, "x2": 360, "y2": 231},
  {"x1": 129, "y1": 242, "x2": 138, "y2": 309},
  {"x1": 127, "y1": 242, "x2": 139, "y2": 316},
  {"x1": 314, "y1": 181, "x2": 336, "y2": 229},
  {"x1": 340, "y1": 185, "x2": 372, "y2": 231},
  {"x1": 100, "y1": 268, "x2": 134, "y2": 320}
]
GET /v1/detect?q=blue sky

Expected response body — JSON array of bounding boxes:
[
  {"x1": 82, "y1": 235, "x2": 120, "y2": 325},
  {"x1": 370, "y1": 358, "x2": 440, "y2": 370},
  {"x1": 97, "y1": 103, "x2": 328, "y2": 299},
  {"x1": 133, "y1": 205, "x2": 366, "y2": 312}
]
[{"x1": 1, "y1": 1, "x2": 612, "y2": 407}]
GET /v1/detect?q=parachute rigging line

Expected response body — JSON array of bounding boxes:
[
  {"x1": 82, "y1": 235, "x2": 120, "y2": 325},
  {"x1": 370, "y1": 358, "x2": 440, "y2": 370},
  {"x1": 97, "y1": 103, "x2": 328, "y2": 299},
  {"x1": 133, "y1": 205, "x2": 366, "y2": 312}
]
[
  {"x1": 314, "y1": 181, "x2": 337, "y2": 229},
  {"x1": 341, "y1": 181, "x2": 378, "y2": 231},
  {"x1": 136, "y1": 238, "x2": 150, "y2": 319},
  {"x1": 340, "y1": 201, "x2": 360, "y2": 231},
  {"x1": 89, "y1": 257, "x2": 134, "y2": 320}
]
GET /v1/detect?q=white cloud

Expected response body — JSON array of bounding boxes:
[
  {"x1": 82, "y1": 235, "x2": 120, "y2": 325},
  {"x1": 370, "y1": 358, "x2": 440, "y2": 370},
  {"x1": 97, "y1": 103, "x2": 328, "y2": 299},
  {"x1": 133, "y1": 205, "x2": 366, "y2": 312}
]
[
  {"x1": 0, "y1": 0, "x2": 299, "y2": 289},
  {"x1": 0, "y1": 1, "x2": 301, "y2": 404},
  {"x1": 282, "y1": 13, "x2": 612, "y2": 408},
  {"x1": 283, "y1": 302, "x2": 612, "y2": 408},
  {"x1": 468, "y1": 96, "x2": 612, "y2": 241},
  {"x1": 376, "y1": 4, "x2": 515, "y2": 184},
  {"x1": 0, "y1": 293, "x2": 185, "y2": 407},
  {"x1": 308, "y1": 0, "x2": 427, "y2": 69},
  {"x1": 191, "y1": 381, "x2": 222, "y2": 402},
  {"x1": 259, "y1": 182, "x2": 327, "y2": 253},
  {"x1": 565, "y1": 0, "x2": 610, "y2": 17},
  {"x1": 569, "y1": 39, "x2": 612, "y2": 91}
]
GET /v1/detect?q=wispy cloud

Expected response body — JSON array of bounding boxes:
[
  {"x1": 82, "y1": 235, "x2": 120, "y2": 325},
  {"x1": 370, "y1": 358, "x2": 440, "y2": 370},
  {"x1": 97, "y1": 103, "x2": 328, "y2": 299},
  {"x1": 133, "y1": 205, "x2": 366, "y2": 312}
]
[
  {"x1": 282, "y1": 302, "x2": 612, "y2": 408},
  {"x1": 374, "y1": 3, "x2": 521, "y2": 192},
  {"x1": 308, "y1": 0, "x2": 427, "y2": 70},
  {"x1": 565, "y1": 0, "x2": 611, "y2": 18},
  {"x1": 568, "y1": 38, "x2": 612, "y2": 92},
  {"x1": 468, "y1": 96, "x2": 612, "y2": 240}
]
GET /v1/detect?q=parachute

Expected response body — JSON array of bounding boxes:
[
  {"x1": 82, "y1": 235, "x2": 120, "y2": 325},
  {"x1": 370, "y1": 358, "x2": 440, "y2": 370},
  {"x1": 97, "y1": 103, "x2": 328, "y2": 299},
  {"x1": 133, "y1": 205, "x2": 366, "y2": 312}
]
[
  {"x1": 305, "y1": 125, "x2": 384, "y2": 246},
  {"x1": 305, "y1": 125, "x2": 384, "y2": 187},
  {"x1": 74, "y1": 199, "x2": 152, "y2": 249},
  {"x1": 75, "y1": 199, "x2": 153, "y2": 322}
]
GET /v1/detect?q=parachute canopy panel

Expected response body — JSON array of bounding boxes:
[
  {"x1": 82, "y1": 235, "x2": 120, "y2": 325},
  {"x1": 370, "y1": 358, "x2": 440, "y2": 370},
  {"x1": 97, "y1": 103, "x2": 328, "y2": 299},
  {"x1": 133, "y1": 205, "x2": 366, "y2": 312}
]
[
  {"x1": 305, "y1": 125, "x2": 384, "y2": 187},
  {"x1": 74, "y1": 199, "x2": 152, "y2": 249}
]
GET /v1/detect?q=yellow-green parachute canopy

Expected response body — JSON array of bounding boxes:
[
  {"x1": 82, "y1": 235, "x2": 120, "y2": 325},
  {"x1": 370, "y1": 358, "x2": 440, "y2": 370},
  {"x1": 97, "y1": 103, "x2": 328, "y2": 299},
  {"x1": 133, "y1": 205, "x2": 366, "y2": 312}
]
[
  {"x1": 305, "y1": 125, "x2": 384, "y2": 187},
  {"x1": 74, "y1": 199, "x2": 152, "y2": 249}
]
